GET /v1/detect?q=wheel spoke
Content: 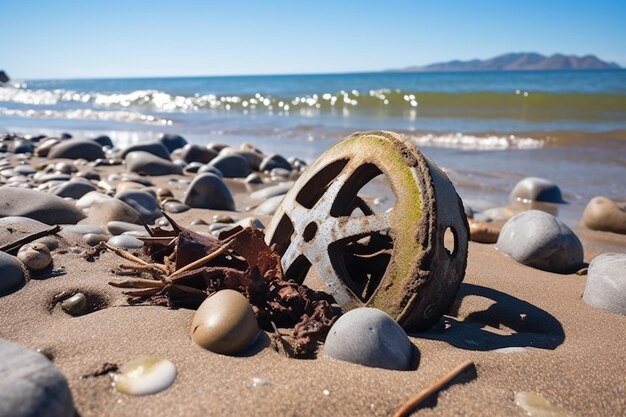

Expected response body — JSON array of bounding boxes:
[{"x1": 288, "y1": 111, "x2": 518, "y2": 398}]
[{"x1": 330, "y1": 212, "x2": 391, "y2": 241}]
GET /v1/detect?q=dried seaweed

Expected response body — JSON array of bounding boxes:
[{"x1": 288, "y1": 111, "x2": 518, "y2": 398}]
[{"x1": 105, "y1": 218, "x2": 341, "y2": 358}]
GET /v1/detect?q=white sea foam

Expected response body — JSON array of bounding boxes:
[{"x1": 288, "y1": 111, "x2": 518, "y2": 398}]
[
  {"x1": 0, "y1": 107, "x2": 172, "y2": 125},
  {"x1": 410, "y1": 133, "x2": 543, "y2": 150}
]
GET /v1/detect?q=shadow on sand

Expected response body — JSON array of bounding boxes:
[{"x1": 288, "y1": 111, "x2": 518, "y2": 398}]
[{"x1": 416, "y1": 283, "x2": 565, "y2": 351}]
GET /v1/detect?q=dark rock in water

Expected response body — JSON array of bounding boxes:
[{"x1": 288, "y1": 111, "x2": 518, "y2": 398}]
[
  {"x1": 121, "y1": 142, "x2": 171, "y2": 160},
  {"x1": 183, "y1": 173, "x2": 235, "y2": 211},
  {"x1": 91, "y1": 135, "x2": 114, "y2": 148},
  {"x1": 0, "y1": 187, "x2": 86, "y2": 224},
  {"x1": 583, "y1": 253, "x2": 626, "y2": 315},
  {"x1": 179, "y1": 144, "x2": 218, "y2": 164},
  {"x1": 259, "y1": 154, "x2": 292, "y2": 172},
  {"x1": 0, "y1": 252, "x2": 26, "y2": 296},
  {"x1": 50, "y1": 180, "x2": 97, "y2": 200},
  {"x1": 496, "y1": 210, "x2": 583, "y2": 273},
  {"x1": 0, "y1": 70, "x2": 9, "y2": 83},
  {"x1": 83, "y1": 199, "x2": 142, "y2": 226},
  {"x1": 125, "y1": 151, "x2": 182, "y2": 176},
  {"x1": 0, "y1": 338, "x2": 75, "y2": 417},
  {"x1": 48, "y1": 139, "x2": 105, "y2": 161},
  {"x1": 115, "y1": 190, "x2": 161, "y2": 224},
  {"x1": 582, "y1": 196, "x2": 626, "y2": 234},
  {"x1": 159, "y1": 134, "x2": 187, "y2": 152},
  {"x1": 324, "y1": 308, "x2": 415, "y2": 371},
  {"x1": 510, "y1": 177, "x2": 563, "y2": 203},
  {"x1": 208, "y1": 154, "x2": 250, "y2": 178}
]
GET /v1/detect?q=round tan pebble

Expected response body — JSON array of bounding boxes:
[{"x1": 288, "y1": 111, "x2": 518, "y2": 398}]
[
  {"x1": 17, "y1": 243, "x2": 52, "y2": 270},
  {"x1": 469, "y1": 221, "x2": 500, "y2": 244},
  {"x1": 61, "y1": 293, "x2": 87, "y2": 316},
  {"x1": 156, "y1": 187, "x2": 174, "y2": 200},
  {"x1": 582, "y1": 196, "x2": 626, "y2": 234},
  {"x1": 190, "y1": 289, "x2": 259, "y2": 355}
]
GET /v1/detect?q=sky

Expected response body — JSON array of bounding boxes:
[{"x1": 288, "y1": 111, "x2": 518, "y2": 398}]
[{"x1": 1, "y1": 0, "x2": 625, "y2": 79}]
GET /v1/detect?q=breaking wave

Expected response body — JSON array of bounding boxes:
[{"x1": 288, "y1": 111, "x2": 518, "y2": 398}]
[{"x1": 0, "y1": 106, "x2": 172, "y2": 125}]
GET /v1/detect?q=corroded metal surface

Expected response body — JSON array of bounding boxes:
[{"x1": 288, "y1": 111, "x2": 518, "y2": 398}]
[{"x1": 265, "y1": 131, "x2": 469, "y2": 331}]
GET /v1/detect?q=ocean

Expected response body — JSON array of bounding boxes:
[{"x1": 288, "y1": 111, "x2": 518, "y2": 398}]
[{"x1": 1, "y1": 70, "x2": 625, "y2": 227}]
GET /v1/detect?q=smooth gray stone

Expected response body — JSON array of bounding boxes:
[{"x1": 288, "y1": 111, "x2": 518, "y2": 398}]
[
  {"x1": 324, "y1": 308, "x2": 415, "y2": 371},
  {"x1": 107, "y1": 235, "x2": 144, "y2": 249},
  {"x1": 496, "y1": 210, "x2": 583, "y2": 273},
  {"x1": 115, "y1": 190, "x2": 161, "y2": 224},
  {"x1": 106, "y1": 221, "x2": 145, "y2": 235},
  {"x1": 13, "y1": 165, "x2": 36, "y2": 176},
  {"x1": 197, "y1": 164, "x2": 223, "y2": 177},
  {"x1": 163, "y1": 201, "x2": 190, "y2": 213},
  {"x1": 208, "y1": 154, "x2": 250, "y2": 178},
  {"x1": 245, "y1": 173, "x2": 263, "y2": 184},
  {"x1": 583, "y1": 253, "x2": 626, "y2": 315},
  {"x1": 48, "y1": 139, "x2": 105, "y2": 161},
  {"x1": 254, "y1": 195, "x2": 284, "y2": 216},
  {"x1": 83, "y1": 199, "x2": 142, "y2": 226},
  {"x1": 34, "y1": 139, "x2": 61, "y2": 157},
  {"x1": 270, "y1": 167, "x2": 291, "y2": 179},
  {"x1": 0, "y1": 339, "x2": 74, "y2": 417},
  {"x1": 75, "y1": 191, "x2": 112, "y2": 209},
  {"x1": 91, "y1": 135, "x2": 113, "y2": 148},
  {"x1": 183, "y1": 173, "x2": 235, "y2": 210},
  {"x1": 0, "y1": 252, "x2": 26, "y2": 296},
  {"x1": 259, "y1": 154, "x2": 291, "y2": 172},
  {"x1": 75, "y1": 170, "x2": 100, "y2": 181},
  {"x1": 179, "y1": 144, "x2": 218, "y2": 164},
  {"x1": 510, "y1": 177, "x2": 563, "y2": 203},
  {"x1": 60, "y1": 224, "x2": 106, "y2": 235},
  {"x1": 83, "y1": 233, "x2": 111, "y2": 246},
  {"x1": 0, "y1": 217, "x2": 51, "y2": 247},
  {"x1": 159, "y1": 133, "x2": 187, "y2": 152},
  {"x1": 183, "y1": 161, "x2": 203, "y2": 173},
  {"x1": 50, "y1": 180, "x2": 97, "y2": 200},
  {"x1": 0, "y1": 187, "x2": 85, "y2": 224},
  {"x1": 53, "y1": 162, "x2": 77, "y2": 174},
  {"x1": 34, "y1": 173, "x2": 71, "y2": 184},
  {"x1": 125, "y1": 151, "x2": 182, "y2": 176},
  {"x1": 13, "y1": 140, "x2": 35, "y2": 154},
  {"x1": 250, "y1": 182, "x2": 294, "y2": 200},
  {"x1": 120, "y1": 142, "x2": 170, "y2": 160},
  {"x1": 219, "y1": 148, "x2": 263, "y2": 171}
]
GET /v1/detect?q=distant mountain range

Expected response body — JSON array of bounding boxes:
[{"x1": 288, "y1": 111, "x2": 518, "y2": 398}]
[{"x1": 391, "y1": 53, "x2": 621, "y2": 72}]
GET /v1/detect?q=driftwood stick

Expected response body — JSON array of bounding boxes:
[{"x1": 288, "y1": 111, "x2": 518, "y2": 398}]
[
  {"x1": 0, "y1": 224, "x2": 62, "y2": 254},
  {"x1": 166, "y1": 241, "x2": 232, "y2": 281},
  {"x1": 392, "y1": 360, "x2": 475, "y2": 417}
]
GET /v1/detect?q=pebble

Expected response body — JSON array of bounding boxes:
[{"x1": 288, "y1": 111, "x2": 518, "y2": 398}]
[
  {"x1": 159, "y1": 133, "x2": 187, "y2": 152},
  {"x1": 510, "y1": 177, "x2": 563, "y2": 203},
  {"x1": 17, "y1": 243, "x2": 52, "y2": 271},
  {"x1": 115, "y1": 181, "x2": 145, "y2": 193},
  {"x1": 270, "y1": 168, "x2": 291, "y2": 179},
  {"x1": 106, "y1": 221, "x2": 146, "y2": 235},
  {"x1": 83, "y1": 199, "x2": 142, "y2": 226},
  {"x1": 254, "y1": 195, "x2": 284, "y2": 216},
  {"x1": 50, "y1": 180, "x2": 97, "y2": 200},
  {"x1": 112, "y1": 356, "x2": 177, "y2": 396},
  {"x1": 468, "y1": 221, "x2": 500, "y2": 243},
  {"x1": 0, "y1": 338, "x2": 75, "y2": 417},
  {"x1": 183, "y1": 173, "x2": 235, "y2": 211},
  {"x1": 249, "y1": 182, "x2": 294, "y2": 200},
  {"x1": 120, "y1": 142, "x2": 171, "y2": 160},
  {"x1": 582, "y1": 196, "x2": 626, "y2": 234},
  {"x1": 324, "y1": 307, "x2": 415, "y2": 371},
  {"x1": 197, "y1": 164, "x2": 224, "y2": 177},
  {"x1": 190, "y1": 289, "x2": 260, "y2": 355},
  {"x1": 13, "y1": 140, "x2": 35, "y2": 154},
  {"x1": 496, "y1": 210, "x2": 583, "y2": 273},
  {"x1": 115, "y1": 190, "x2": 161, "y2": 224},
  {"x1": 183, "y1": 161, "x2": 203, "y2": 173},
  {"x1": 83, "y1": 233, "x2": 111, "y2": 246},
  {"x1": 219, "y1": 148, "x2": 263, "y2": 171},
  {"x1": 0, "y1": 252, "x2": 26, "y2": 296},
  {"x1": 61, "y1": 293, "x2": 87, "y2": 316},
  {"x1": 162, "y1": 200, "x2": 190, "y2": 214},
  {"x1": 0, "y1": 187, "x2": 86, "y2": 224},
  {"x1": 34, "y1": 138, "x2": 61, "y2": 157},
  {"x1": 14, "y1": 164, "x2": 36, "y2": 176},
  {"x1": 179, "y1": 144, "x2": 218, "y2": 164},
  {"x1": 213, "y1": 214, "x2": 234, "y2": 224},
  {"x1": 514, "y1": 392, "x2": 572, "y2": 417},
  {"x1": 208, "y1": 154, "x2": 250, "y2": 178},
  {"x1": 53, "y1": 162, "x2": 77, "y2": 174},
  {"x1": 259, "y1": 154, "x2": 291, "y2": 172},
  {"x1": 125, "y1": 151, "x2": 182, "y2": 176},
  {"x1": 47, "y1": 139, "x2": 105, "y2": 161},
  {"x1": 245, "y1": 173, "x2": 263, "y2": 184},
  {"x1": 76, "y1": 191, "x2": 112, "y2": 209},
  {"x1": 583, "y1": 253, "x2": 626, "y2": 315},
  {"x1": 107, "y1": 235, "x2": 144, "y2": 249}
]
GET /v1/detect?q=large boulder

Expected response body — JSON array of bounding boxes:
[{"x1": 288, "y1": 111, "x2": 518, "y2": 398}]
[
  {"x1": 47, "y1": 139, "x2": 105, "y2": 161},
  {"x1": 0, "y1": 339, "x2": 75, "y2": 417},
  {"x1": 496, "y1": 210, "x2": 583, "y2": 273},
  {"x1": 0, "y1": 187, "x2": 86, "y2": 224}
]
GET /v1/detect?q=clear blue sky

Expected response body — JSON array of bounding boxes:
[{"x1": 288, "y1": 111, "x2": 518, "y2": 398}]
[{"x1": 1, "y1": 0, "x2": 624, "y2": 79}]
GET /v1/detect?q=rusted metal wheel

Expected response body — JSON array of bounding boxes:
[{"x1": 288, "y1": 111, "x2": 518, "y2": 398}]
[{"x1": 265, "y1": 131, "x2": 468, "y2": 331}]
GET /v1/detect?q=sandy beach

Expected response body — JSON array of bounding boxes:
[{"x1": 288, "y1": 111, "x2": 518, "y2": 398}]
[{"x1": 0, "y1": 130, "x2": 625, "y2": 417}]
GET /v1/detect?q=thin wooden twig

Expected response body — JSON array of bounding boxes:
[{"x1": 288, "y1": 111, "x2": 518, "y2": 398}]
[
  {"x1": 108, "y1": 278, "x2": 167, "y2": 289},
  {"x1": 166, "y1": 241, "x2": 232, "y2": 281},
  {"x1": 392, "y1": 360, "x2": 475, "y2": 417},
  {"x1": 0, "y1": 224, "x2": 62, "y2": 253},
  {"x1": 104, "y1": 243, "x2": 168, "y2": 273}
]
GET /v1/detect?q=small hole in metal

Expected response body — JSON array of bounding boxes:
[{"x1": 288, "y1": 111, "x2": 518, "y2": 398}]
[
  {"x1": 303, "y1": 222, "x2": 318, "y2": 242},
  {"x1": 444, "y1": 227, "x2": 456, "y2": 256}
]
